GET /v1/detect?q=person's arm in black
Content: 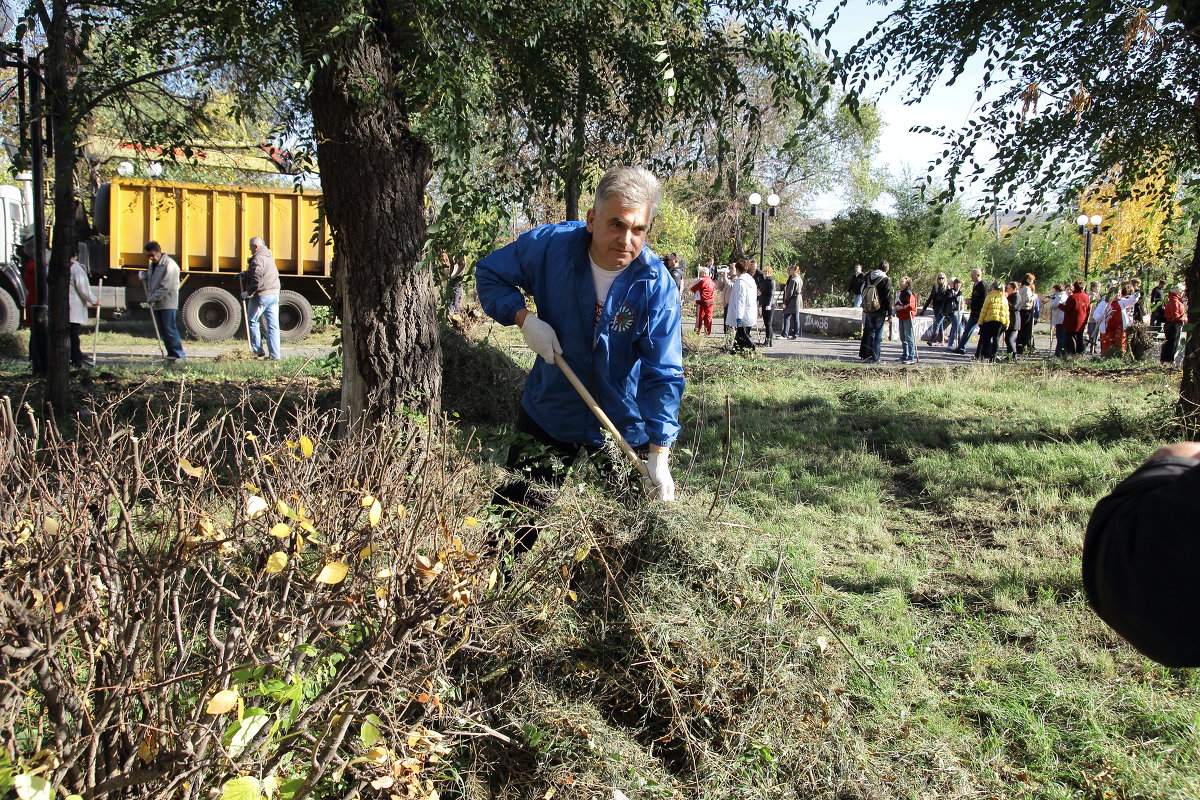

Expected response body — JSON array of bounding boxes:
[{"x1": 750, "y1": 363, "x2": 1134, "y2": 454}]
[{"x1": 1083, "y1": 443, "x2": 1200, "y2": 667}]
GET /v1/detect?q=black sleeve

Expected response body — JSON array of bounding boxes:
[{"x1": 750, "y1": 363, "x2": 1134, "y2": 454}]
[{"x1": 1082, "y1": 456, "x2": 1200, "y2": 667}]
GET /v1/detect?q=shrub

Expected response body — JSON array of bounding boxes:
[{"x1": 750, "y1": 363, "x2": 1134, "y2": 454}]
[
  {"x1": 0, "y1": 392, "x2": 492, "y2": 800},
  {"x1": 0, "y1": 332, "x2": 27, "y2": 359}
]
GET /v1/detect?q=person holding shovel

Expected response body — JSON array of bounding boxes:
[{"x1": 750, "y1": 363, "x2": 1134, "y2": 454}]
[
  {"x1": 240, "y1": 236, "x2": 281, "y2": 360},
  {"x1": 476, "y1": 166, "x2": 683, "y2": 550},
  {"x1": 141, "y1": 241, "x2": 185, "y2": 361}
]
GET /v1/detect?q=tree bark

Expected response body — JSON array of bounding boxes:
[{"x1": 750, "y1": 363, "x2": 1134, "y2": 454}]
[
  {"x1": 43, "y1": 2, "x2": 78, "y2": 417},
  {"x1": 1179, "y1": 9, "x2": 1200, "y2": 433},
  {"x1": 1178, "y1": 220, "x2": 1200, "y2": 433},
  {"x1": 305, "y1": 23, "x2": 440, "y2": 424}
]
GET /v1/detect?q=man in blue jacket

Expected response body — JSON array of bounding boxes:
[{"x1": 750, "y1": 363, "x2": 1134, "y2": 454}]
[{"x1": 477, "y1": 166, "x2": 683, "y2": 550}]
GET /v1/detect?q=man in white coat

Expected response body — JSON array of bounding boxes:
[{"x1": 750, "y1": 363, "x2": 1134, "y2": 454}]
[
  {"x1": 68, "y1": 248, "x2": 97, "y2": 368},
  {"x1": 725, "y1": 260, "x2": 759, "y2": 353}
]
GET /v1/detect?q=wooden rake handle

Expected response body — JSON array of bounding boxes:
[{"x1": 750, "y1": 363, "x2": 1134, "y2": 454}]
[{"x1": 555, "y1": 356, "x2": 652, "y2": 482}]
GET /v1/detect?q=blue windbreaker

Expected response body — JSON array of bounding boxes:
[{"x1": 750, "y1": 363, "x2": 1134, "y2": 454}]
[{"x1": 476, "y1": 221, "x2": 684, "y2": 449}]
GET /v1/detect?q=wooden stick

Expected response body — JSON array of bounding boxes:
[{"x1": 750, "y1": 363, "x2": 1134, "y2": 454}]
[
  {"x1": 555, "y1": 357, "x2": 652, "y2": 481},
  {"x1": 91, "y1": 278, "x2": 103, "y2": 362}
]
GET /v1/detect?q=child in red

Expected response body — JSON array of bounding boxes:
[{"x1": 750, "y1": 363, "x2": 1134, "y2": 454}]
[{"x1": 689, "y1": 267, "x2": 716, "y2": 335}]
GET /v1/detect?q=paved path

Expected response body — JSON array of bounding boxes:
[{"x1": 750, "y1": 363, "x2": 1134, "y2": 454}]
[
  {"x1": 86, "y1": 325, "x2": 1064, "y2": 368},
  {"x1": 690, "y1": 324, "x2": 1061, "y2": 366},
  {"x1": 86, "y1": 342, "x2": 336, "y2": 366}
]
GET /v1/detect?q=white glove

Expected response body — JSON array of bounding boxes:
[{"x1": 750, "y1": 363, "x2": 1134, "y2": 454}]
[
  {"x1": 646, "y1": 450, "x2": 675, "y2": 502},
  {"x1": 519, "y1": 312, "x2": 562, "y2": 364}
]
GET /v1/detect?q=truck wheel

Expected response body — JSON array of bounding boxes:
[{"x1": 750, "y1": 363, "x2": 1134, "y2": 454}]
[
  {"x1": 0, "y1": 289, "x2": 18, "y2": 334},
  {"x1": 278, "y1": 290, "x2": 314, "y2": 343},
  {"x1": 181, "y1": 286, "x2": 242, "y2": 341}
]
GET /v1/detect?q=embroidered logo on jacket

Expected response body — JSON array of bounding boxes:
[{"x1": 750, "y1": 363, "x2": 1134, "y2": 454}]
[{"x1": 611, "y1": 303, "x2": 637, "y2": 333}]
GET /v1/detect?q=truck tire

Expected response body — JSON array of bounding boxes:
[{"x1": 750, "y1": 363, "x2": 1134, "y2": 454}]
[
  {"x1": 181, "y1": 286, "x2": 242, "y2": 341},
  {"x1": 278, "y1": 290, "x2": 314, "y2": 343},
  {"x1": 0, "y1": 289, "x2": 18, "y2": 334}
]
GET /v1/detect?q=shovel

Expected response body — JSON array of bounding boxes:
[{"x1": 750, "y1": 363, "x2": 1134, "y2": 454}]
[{"x1": 90, "y1": 277, "x2": 103, "y2": 363}]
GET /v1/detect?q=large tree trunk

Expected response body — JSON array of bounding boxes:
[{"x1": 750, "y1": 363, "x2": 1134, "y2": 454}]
[
  {"x1": 1178, "y1": 221, "x2": 1200, "y2": 433},
  {"x1": 43, "y1": 9, "x2": 78, "y2": 417},
  {"x1": 305, "y1": 24, "x2": 440, "y2": 424},
  {"x1": 1178, "y1": 4, "x2": 1200, "y2": 433}
]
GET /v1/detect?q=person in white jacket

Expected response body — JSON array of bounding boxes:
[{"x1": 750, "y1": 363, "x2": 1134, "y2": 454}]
[
  {"x1": 725, "y1": 260, "x2": 759, "y2": 352},
  {"x1": 68, "y1": 248, "x2": 97, "y2": 368}
]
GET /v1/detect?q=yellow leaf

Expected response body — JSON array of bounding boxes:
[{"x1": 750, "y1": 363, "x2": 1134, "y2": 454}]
[
  {"x1": 137, "y1": 732, "x2": 159, "y2": 763},
  {"x1": 463, "y1": 516, "x2": 478, "y2": 527},
  {"x1": 43, "y1": 517, "x2": 60, "y2": 536},
  {"x1": 178, "y1": 457, "x2": 205, "y2": 479},
  {"x1": 361, "y1": 494, "x2": 376, "y2": 507},
  {"x1": 368, "y1": 499, "x2": 382, "y2": 528},
  {"x1": 365, "y1": 746, "x2": 389, "y2": 764},
  {"x1": 394, "y1": 504, "x2": 407, "y2": 520},
  {"x1": 269, "y1": 523, "x2": 292, "y2": 538},
  {"x1": 245, "y1": 496, "x2": 269, "y2": 520},
  {"x1": 198, "y1": 517, "x2": 216, "y2": 537},
  {"x1": 316, "y1": 561, "x2": 349, "y2": 585},
  {"x1": 277, "y1": 499, "x2": 294, "y2": 518},
  {"x1": 566, "y1": 590, "x2": 578, "y2": 602},
  {"x1": 206, "y1": 688, "x2": 239, "y2": 715},
  {"x1": 245, "y1": 433, "x2": 257, "y2": 442},
  {"x1": 243, "y1": 482, "x2": 260, "y2": 493},
  {"x1": 299, "y1": 519, "x2": 317, "y2": 535},
  {"x1": 376, "y1": 568, "x2": 392, "y2": 579},
  {"x1": 265, "y1": 552, "x2": 289, "y2": 574},
  {"x1": 358, "y1": 543, "x2": 374, "y2": 560},
  {"x1": 299, "y1": 436, "x2": 314, "y2": 458},
  {"x1": 573, "y1": 545, "x2": 590, "y2": 562},
  {"x1": 375, "y1": 586, "x2": 388, "y2": 600}
]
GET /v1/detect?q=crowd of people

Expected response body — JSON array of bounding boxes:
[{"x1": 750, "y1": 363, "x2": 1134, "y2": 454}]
[
  {"x1": 673, "y1": 257, "x2": 804, "y2": 354},
  {"x1": 686, "y1": 256, "x2": 1188, "y2": 365}
]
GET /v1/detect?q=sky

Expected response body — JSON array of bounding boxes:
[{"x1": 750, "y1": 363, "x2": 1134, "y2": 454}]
[{"x1": 806, "y1": 0, "x2": 992, "y2": 219}]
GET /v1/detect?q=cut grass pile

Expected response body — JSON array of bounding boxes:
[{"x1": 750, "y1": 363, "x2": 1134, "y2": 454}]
[{"x1": 462, "y1": 350, "x2": 1199, "y2": 799}]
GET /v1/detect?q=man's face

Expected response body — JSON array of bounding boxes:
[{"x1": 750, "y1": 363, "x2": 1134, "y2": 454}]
[
  {"x1": 587, "y1": 199, "x2": 652, "y2": 271},
  {"x1": 971, "y1": 269, "x2": 982, "y2": 281},
  {"x1": 145, "y1": 250, "x2": 159, "y2": 263}
]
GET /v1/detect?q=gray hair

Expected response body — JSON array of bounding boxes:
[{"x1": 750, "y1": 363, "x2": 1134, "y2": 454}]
[
  {"x1": 250, "y1": 236, "x2": 267, "y2": 249},
  {"x1": 1175, "y1": 283, "x2": 1186, "y2": 294},
  {"x1": 699, "y1": 266, "x2": 711, "y2": 277},
  {"x1": 593, "y1": 166, "x2": 662, "y2": 219}
]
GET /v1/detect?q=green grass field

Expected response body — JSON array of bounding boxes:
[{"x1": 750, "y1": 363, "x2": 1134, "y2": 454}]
[{"x1": 0, "y1": 325, "x2": 1194, "y2": 799}]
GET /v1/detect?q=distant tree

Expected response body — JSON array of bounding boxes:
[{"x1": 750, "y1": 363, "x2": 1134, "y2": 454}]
[
  {"x1": 14, "y1": 0, "x2": 251, "y2": 414},
  {"x1": 830, "y1": 0, "x2": 1200, "y2": 425},
  {"x1": 647, "y1": 197, "x2": 699, "y2": 270},
  {"x1": 1078, "y1": 171, "x2": 1180, "y2": 279},
  {"x1": 790, "y1": 207, "x2": 899, "y2": 295}
]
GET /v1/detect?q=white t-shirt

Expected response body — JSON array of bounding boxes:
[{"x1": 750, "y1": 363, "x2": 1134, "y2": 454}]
[{"x1": 590, "y1": 255, "x2": 628, "y2": 325}]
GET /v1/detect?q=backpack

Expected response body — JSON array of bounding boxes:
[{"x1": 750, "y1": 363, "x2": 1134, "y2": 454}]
[{"x1": 862, "y1": 275, "x2": 883, "y2": 312}]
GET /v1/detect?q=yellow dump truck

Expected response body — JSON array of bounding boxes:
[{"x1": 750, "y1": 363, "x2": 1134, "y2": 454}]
[{"x1": 85, "y1": 177, "x2": 332, "y2": 341}]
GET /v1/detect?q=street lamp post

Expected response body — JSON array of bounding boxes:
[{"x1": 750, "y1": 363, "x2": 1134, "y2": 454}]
[
  {"x1": 748, "y1": 191, "x2": 780, "y2": 270},
  {"x1": 1077, "y1": 213, "x2": 1103, "y2": 283}
]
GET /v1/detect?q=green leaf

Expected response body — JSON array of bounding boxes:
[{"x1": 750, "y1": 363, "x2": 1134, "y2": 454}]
[
  {"x1": 361, "y1": 719, "x2": 381, "y2": 748},
  {"x1": 225, "y1": 709, "x2": 273, "y2": 757},
  {"x1": 13, "y1": 775, "x2": 53, "y2": 800},
  {"x1": 278, "y1": 779, "x2": 305, "y2": 800},
  {"x1": 219, "y1": 777, "x2": 262, "y2": 800}
]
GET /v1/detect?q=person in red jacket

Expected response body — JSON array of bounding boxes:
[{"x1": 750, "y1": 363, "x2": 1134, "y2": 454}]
[
  {"x1": 1161, "y1": 283, "x2": 1187, "y2": 364},
  {"x1": 688, "y1": 266, "x2": 716, "y2": 335},
  {"x1": 1059, "y1": 280, "x2": 1091, "y2": 356},
  {"x1": 894, "y1": 276, "x2": 919, "y2": 363}
]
